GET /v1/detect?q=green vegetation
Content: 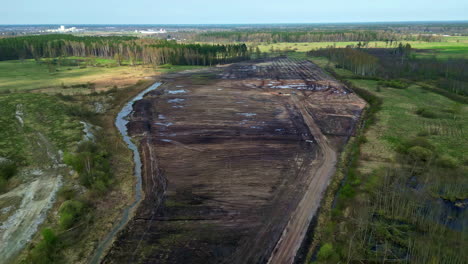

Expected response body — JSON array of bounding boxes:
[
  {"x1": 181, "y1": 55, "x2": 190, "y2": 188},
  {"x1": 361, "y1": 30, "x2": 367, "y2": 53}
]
[
  {"x1": 64, "y1": 141, "x2": 112, "y2": 193},
  {"x1": 309, "y1": 44, "x2": 468, "y2": 96},
  {"x1": 195, "y1": 30, "x2": 442, "y2": 43},
  {"x1": 0, "y1": 34, "x2": 250, "y2": 66},
  {"x1": 255, "y1": 38, "x2": 468, "y2": 59},
  {"x1": 305, "y1": 57, "x2": 467, "y2": 264},
  {"x1": 58, "y1": 200, "x2": 87, "y2": 230},
  {"x1": 0, "y1": 93, "x2": 82, "y2": 167},
  {"x1": 378, "y1": 79, "x2": 409, "y2": 89},
  {"x1": 0, "y1": 59, "x2": 155, "y2": 92},
  {"x1": 156, "y1": 64, "x2": 207, "y2": 73},
  {"x1": 25, "y1": 229, "x2": 60, "y2": 264},
  {"x1": 0, "y1": 160, "x2": 18, "y2": 192}
]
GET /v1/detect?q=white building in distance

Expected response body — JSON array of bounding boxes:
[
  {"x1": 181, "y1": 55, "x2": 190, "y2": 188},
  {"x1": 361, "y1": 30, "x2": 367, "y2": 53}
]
[
  {"x1": 136, "y1": 28, "x2": 167, "y2": 34},
  {"x1": 46, "y1": 25, "x2": 81, "y2": 33}
]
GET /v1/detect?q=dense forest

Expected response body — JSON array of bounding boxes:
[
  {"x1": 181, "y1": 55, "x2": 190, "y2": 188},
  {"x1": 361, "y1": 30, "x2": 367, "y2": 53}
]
[
  {"x1": 0, "y1": 35, "x2": 250, "y2": 65},
  {"x1": 194, "y1": 30, "x2": 443, "y2": 43},
  {"x1": 309, "y1": 44, "x2": 468, "y2": 95}
]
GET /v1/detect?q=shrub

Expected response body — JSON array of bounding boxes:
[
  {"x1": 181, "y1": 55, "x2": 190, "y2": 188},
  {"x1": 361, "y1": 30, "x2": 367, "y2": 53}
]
[
  {"x1": 340, "y1": 184, "x2": 355, "y2": 199},
  {"x1": 408, "y1": 146, "x2": 433, "y2": 162},
  {"x1": 415, "y1": 107, "x2": 437, "y2": 118},
  {"x1": 398, "y1": 137, "x2": 435, "y2": 153},
  {"x1": 0, "y1": 160, "x2": 17, "y2": 181},
  {"x1": 378, "y1": 79, "x2": 409, "y2": 89},
  {"x1": 436, "y1": 155, "x2": 459, "y2": 168},
  {"x1": 57, "y1": 186, "x2": 76, "y2": 201},
  {"x1": 64, "y1": 141, "x2": 111, "y2": 192},
  {"x1": 0, "y1": 178, "x2": 7, "y2": 193},
  {"x1": 58, "y1": 200, "x2": 85, "y2": 229},
  {"x1": 64, "y1": 104, "x2": 95, "y2": 119},
  {"x1": 159, "y1": 63, "x2": 173, "y2": 69},
  {"x1": 317, "y1": 243, "x2": 334, "y2": 260},
  {"x1": 27, "y1": 228, "x2": 60, "y2": 263},
  {"x1": 417, "y1": 131, "x2": 430, "y2": 137}
]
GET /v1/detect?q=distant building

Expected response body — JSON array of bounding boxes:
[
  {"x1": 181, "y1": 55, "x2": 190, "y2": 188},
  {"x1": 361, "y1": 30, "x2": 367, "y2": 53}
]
[
  {"x1": 46, "y1": 25, "x2": 81, "y2": 33},
  {"x1": 137, "y1": 28, "x2": 167, "y2": 34}
]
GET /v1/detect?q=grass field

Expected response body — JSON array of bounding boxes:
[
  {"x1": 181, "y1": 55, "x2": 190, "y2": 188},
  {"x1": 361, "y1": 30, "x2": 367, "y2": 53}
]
[
  {"x1": 0, "y1": 93, "x2": 83, "y2": 166},
  {"x1": 255, "y1": 36, "x2": 468, "y2": 59},
  {"x1": 0, "y1": 59, "x2": 158, "y2": 93}
]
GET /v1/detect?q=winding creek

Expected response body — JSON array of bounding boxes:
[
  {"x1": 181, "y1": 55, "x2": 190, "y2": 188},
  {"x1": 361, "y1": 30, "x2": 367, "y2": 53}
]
[{"x1": 90, "y1": 82, "x2": 162, "y2": 264}]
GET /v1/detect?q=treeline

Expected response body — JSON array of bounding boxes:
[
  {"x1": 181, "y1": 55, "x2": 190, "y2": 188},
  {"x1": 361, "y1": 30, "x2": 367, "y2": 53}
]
[
  {"x1": 309, "y1": 44, "x2": 468, "y2": 95},
  {"x1": 311, "y1": 46, "x2": 379, "y2": 76},
  {"x1": 0, "y1": 34, "x2": 249, "y2": 65},
  {"x1": 194, "y1": 30, "x2": 442, "y2": 43}
]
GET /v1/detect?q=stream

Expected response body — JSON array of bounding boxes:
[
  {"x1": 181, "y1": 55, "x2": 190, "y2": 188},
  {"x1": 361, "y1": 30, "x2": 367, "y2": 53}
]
[{"x1": 89, "y1": 82, "x2": 162, "y2": 264}]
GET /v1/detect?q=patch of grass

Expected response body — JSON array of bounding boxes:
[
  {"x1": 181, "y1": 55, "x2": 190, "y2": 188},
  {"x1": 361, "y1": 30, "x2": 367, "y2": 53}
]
[
  {"x1": 415, "y1": 107, "x2": 438, "y2": 118},
  {"x1": 378, "y1": 79, "x2": 409, "y2": 89},
  {"x1": 0, "y1": 93, "x2": 83, "y2": 166},
  {"x1": 0, "y1": 59, "x2": 156, "y2": 93},
  {"x1": 156, "y1": 64, "x2": 207, "y2": 73}
]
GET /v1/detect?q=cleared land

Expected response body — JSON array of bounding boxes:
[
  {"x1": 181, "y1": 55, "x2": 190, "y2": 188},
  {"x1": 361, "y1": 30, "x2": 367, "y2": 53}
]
[{"x1": 103, "y1": 57, "x2": 365, "y2": 263}]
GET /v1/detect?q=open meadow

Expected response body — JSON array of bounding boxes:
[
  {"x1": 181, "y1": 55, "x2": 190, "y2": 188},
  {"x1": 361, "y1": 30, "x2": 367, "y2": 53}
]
[
  {"x1": 255, "y1": 36, "x2": 468, "y2": 59},
  {"x1": 0, "y1": 59, "x2": 157, "y2": 93}
]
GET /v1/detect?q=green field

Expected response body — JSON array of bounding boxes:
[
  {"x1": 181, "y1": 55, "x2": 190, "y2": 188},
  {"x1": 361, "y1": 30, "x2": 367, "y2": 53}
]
[
  {"x1": 0, "y1": 59, "x2": 158, "y2": 93},
  {"x1": 256, "y1": 37, "x2": 468, "y2": 59}
]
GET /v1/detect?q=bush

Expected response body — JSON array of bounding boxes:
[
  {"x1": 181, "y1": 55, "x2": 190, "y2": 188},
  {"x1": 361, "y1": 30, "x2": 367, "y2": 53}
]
[
  {"x1": 436, "y1": 155, "x2": 459, "y2": 168},
  {"x1": 64, "y1": 104, "x2": 95, "y2": 119},
  {"x1": 378, "y1": 79, "x2": 409, "y2": 89},
  {"x1": 0, "y1": 160, "x2": 18, "y2": 181},
  {"x1": 27, "y1": 228, "x2": 60, "y2": 263},
  {"x1": 64, "y1": 141, "x2": 111, "y2": 192},
  {"x1": 415, "y1": 107, "x2": 437, "y2": 118},
  {"x1": 57, "y1": 186, "x2": 76, "y2": 201},
  {"x1": 0, "y1": 178, "x2": 7, "y2": 193},
  {"x1": 408, "y1": 146, "x2": 433, "y2": 162},
  {"x1": 317, "y1": 243, "x2": 334, "y2": 260},
  {"x1": 340, "y1": 183, "x2": 355, "y2": 199},
  {"x1": 417, "y1": 130, "x2": 430, "y2": 137},
  {"x1": 159, "y1": 63, "x2": 173, "y2": 69},
  {"x1": 399, "y1": 137, "x2": 435, "y2": 153},
  {"x1": 58, "y1": 200, "x2": 86, "y2": 229}
]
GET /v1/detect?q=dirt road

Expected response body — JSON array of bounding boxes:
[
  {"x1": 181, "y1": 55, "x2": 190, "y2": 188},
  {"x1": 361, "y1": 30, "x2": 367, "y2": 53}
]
[
  {"x1": 268, "y1": 96, "x2": 337, "y2": 264},
  {"x1": 0, "y1": 133, "x2": 64, "y2": 264}
]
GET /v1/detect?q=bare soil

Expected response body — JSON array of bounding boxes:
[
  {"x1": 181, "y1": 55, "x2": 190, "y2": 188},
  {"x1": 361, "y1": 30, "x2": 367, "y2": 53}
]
[{"x1": 103, "y1": 57, "x2": 365, "y2": 264}]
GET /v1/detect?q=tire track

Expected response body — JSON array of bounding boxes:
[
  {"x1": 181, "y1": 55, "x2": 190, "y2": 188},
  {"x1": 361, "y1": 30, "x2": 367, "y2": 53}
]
[{"x1": 268, "y1": 95, "x2": 337, "y2": 264}]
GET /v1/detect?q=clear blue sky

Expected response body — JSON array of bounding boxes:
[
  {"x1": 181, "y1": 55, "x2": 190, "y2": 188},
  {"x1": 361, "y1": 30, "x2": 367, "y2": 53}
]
[{"x1": 1, "y1": 0, "x2": 467, "y2": 24}]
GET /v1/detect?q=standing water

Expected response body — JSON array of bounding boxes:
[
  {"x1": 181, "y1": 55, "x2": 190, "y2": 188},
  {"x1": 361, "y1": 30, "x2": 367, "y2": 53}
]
[{"x1": 89, "y1": 82, "x2": 162, "y2": 264}]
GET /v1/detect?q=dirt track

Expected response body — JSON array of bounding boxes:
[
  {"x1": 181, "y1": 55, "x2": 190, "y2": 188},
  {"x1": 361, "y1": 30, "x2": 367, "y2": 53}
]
[
  {"x1": 103, "y1": 57, "x2": 365, "y2": 264},
  {"x1": 0, "y1": 132, "x2": 64, "y2": 264},
  {"x1": 267, "y1": 96, "x2": 337, "y2": 264}
]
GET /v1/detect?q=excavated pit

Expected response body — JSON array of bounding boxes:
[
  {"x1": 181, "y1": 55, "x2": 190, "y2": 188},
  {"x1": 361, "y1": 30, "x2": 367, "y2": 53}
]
[{"x1": 103, "y1": 57, "x2": 365, "y2": 264}]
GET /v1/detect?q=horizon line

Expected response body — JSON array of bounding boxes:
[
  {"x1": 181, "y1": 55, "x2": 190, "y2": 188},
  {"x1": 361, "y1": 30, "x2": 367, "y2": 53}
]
[{"x1": 1, "y1": 20, "x2": 468, "y2": 26}]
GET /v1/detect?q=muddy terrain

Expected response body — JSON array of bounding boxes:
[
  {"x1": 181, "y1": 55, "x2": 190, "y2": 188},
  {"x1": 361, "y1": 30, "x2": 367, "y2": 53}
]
[{"x1": 103, "y1": 57, "x2": 365, "y2": 264}]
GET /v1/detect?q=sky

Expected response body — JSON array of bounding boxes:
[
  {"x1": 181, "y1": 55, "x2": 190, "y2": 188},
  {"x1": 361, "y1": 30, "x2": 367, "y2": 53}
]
[{"x1": 1, "y1": 0, "x2": 467, "y2": 24}]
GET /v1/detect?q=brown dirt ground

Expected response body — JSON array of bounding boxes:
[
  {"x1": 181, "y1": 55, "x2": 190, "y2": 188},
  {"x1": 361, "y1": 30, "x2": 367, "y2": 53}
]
[{"x1": 103, "y1": 57, "x2": 365, "y2": 264}]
